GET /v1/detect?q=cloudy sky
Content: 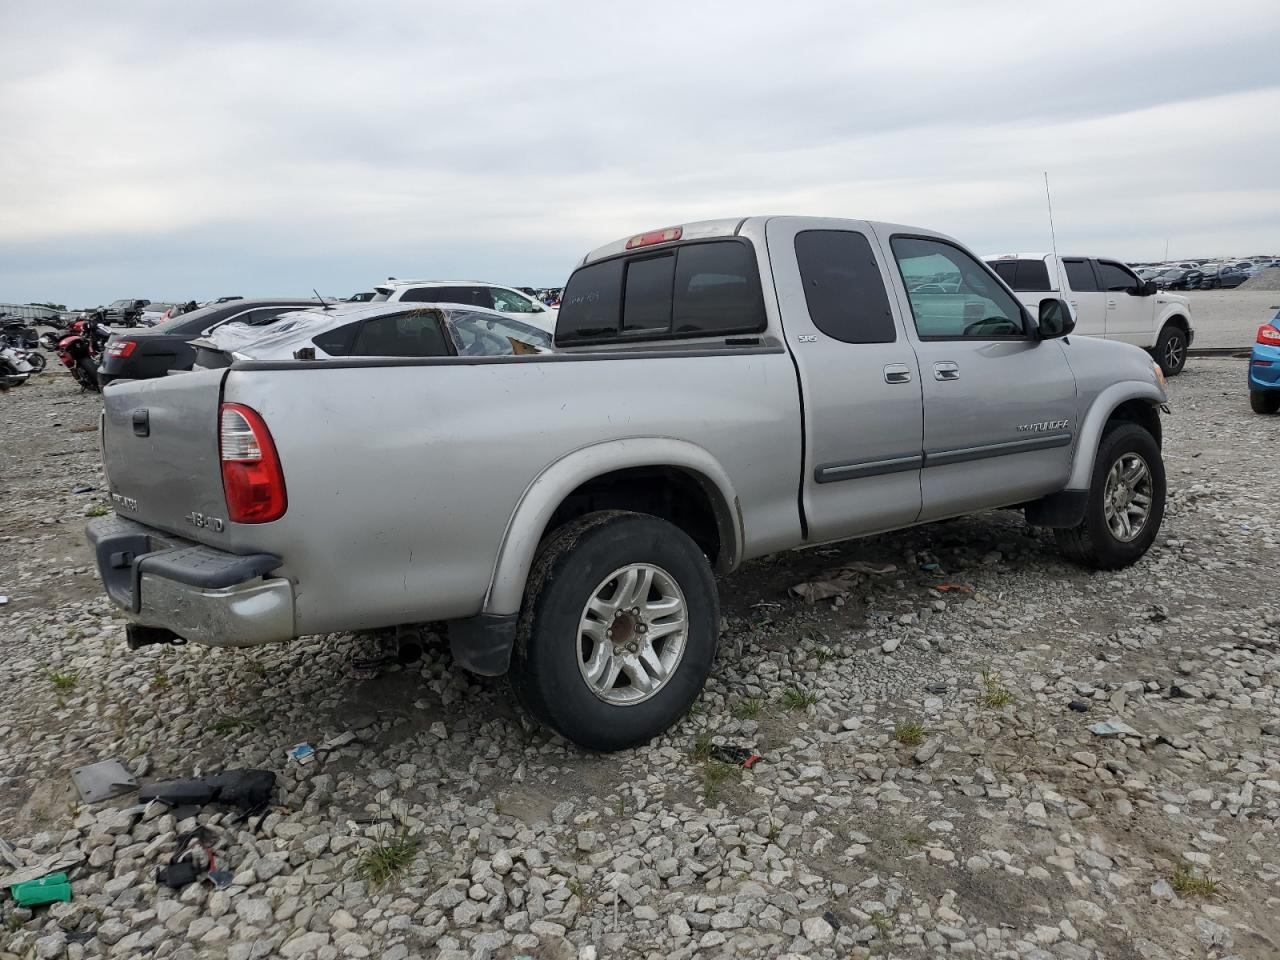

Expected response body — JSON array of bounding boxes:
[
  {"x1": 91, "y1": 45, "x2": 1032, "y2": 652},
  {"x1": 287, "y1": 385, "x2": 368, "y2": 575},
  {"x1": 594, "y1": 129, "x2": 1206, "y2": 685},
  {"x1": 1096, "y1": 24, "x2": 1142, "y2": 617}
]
[{"x1": 1, "y1": 1, "x2": 1277, "y2": 307}]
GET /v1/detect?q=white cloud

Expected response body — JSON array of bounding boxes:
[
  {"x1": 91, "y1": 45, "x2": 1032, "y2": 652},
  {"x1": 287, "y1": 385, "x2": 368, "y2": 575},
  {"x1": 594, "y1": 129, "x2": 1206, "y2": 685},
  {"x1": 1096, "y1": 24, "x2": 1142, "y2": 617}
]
[{"x1": 0, "y1": 0, "x2": 1277, "y2": 303}]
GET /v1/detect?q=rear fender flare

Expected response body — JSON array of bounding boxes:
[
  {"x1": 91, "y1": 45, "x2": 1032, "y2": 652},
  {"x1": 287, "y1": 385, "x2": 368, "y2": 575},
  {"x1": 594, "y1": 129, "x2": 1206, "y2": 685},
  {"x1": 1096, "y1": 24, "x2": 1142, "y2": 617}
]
[
  {"x1": 483, "y1": 438, "x2": 741, "y2": 616},
  {"x1": 1067, "y1": 382, "x2": 1165, "y2": 490}
]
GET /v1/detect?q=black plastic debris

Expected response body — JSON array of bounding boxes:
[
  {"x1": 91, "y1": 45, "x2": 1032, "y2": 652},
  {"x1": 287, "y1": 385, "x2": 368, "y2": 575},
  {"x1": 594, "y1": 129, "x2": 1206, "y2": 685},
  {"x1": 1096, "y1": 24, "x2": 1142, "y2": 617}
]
[
  {"x1": 709, "y1": 745, "x2": 762, "y2": 769},
  {"x1": 139, "y1": 769, "x2": 274, "y2": 812},
  {"x1": 1068, "y1": 700, "x2": 1090, "y2": 713}
]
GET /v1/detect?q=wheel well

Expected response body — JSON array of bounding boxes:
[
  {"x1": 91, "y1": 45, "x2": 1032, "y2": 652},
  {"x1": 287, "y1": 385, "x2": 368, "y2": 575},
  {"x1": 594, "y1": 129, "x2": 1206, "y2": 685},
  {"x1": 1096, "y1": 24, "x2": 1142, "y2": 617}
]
[
  {"x1": 1161, "y1": 314, "x2": 1189, "y2": 336},
  {"x1": 1105, "y1": 399, "x2": 1162, "y2": 448},
  {"x1": 543, "y1": 467, "x2": 728, "y2": 567}
]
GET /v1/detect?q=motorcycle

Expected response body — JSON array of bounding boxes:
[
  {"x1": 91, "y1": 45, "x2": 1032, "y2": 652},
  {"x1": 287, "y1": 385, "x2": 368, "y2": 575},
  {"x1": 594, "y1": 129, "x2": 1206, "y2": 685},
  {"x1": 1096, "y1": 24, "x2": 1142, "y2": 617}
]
[
  {"x1": 57, "y1": 319, "x2": 110, "y2": 391},
  {"x1": 1, "y1": 321, "x2": 39, "y2": 347},
  {"x1": 0, "y1": 344, "x2": 35, "y2": 389}
]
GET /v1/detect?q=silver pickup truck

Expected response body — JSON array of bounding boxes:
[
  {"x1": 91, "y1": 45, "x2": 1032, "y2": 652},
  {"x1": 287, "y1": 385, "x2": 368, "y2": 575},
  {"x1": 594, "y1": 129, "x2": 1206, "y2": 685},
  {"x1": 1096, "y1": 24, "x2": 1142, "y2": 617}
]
[{"x1": 89, "y1": 216, "x2": 1169, "y2": 751}]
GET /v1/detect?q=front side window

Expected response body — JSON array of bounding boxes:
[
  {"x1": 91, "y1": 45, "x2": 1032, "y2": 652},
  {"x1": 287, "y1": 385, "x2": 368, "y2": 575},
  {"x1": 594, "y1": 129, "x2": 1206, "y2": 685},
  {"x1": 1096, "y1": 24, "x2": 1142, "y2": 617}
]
[
  {"x1": 1062, "y1": 259, "x2": 1098, "y2": 292},
  {"x1": 891, "y1": 237, "x2": 1025, "y2": 339},
  {"x1": 794, "y1": 230, "x2": 896, "y2": 343},
  {"x1": 489, "y1": 288, "x2": 540, "y2": 314},
  {"x1": 1095, "y1": 260, "x2": 1138, "y2": 292},
  {"x1": 349, "y1": 310, "x2": 451, "y2": 357}
]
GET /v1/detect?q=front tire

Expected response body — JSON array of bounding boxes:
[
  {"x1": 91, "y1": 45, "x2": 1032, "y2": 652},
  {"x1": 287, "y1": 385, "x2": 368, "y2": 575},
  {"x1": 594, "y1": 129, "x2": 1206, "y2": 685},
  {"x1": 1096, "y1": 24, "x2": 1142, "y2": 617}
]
[
  {"x1": 510, "y1": 511, "x2": 718, "y2": 752},
  {"x1": 1251, "y1": 390, "x2": 1280, "y2": 414},
  {"x1": 1055, "y1": 423, "x2": 1165, "y2": 570},
  {"x1": 1154, "y1": 324, "x2": 1188, "y2": 376},
  {"x1": 26, "y1": 352, "x2": 46, "y2": 373}
]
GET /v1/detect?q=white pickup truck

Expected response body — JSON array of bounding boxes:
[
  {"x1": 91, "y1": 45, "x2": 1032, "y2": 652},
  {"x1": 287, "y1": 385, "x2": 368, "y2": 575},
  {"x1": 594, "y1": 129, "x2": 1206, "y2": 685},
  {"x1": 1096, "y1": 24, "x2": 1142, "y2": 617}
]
[{"x1": 985, "y1": 254, "x2": 1194, "y2": 375}]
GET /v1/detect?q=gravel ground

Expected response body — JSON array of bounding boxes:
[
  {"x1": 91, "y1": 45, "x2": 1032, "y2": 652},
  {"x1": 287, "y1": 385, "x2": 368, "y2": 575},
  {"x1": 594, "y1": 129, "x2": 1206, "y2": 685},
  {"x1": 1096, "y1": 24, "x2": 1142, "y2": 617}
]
[
  {"x1": 1181, "y1": 290, "x2": 1279, "y2": 350},
  {"x1": 1, "y1": 359, "x2": 1277, "y2": 960}
]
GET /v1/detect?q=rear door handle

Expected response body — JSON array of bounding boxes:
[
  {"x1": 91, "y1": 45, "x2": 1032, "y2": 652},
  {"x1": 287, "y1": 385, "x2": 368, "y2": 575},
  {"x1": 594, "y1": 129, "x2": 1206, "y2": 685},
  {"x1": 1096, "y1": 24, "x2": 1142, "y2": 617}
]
[
  {"x1": 933, "y1": 361, "x2": 959, "y2": 381},
  {"x1": 883, "y1": 363, "x2": 912, "y2": 384}
]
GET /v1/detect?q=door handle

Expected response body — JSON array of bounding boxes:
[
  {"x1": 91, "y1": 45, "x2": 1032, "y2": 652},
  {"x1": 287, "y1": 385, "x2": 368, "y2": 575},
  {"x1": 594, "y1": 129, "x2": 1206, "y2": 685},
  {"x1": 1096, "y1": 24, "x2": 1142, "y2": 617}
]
[
  {"x1": 1106, "y1": 299, "x2": 1117, "y2": 308},
  {"x1": 933, "y1": 361, "x2": 959, "y2": 381},
  {"x1": 883, "y1": 363, "x2": 912, "y2": 384}
]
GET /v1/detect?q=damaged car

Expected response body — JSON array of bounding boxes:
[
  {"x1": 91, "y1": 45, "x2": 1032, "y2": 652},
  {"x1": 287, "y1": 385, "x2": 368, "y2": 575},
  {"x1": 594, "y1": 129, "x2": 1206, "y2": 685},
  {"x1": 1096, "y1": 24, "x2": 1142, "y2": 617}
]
[{"x1": 191, "y1": 302, "x2": 552, "y2": 367}]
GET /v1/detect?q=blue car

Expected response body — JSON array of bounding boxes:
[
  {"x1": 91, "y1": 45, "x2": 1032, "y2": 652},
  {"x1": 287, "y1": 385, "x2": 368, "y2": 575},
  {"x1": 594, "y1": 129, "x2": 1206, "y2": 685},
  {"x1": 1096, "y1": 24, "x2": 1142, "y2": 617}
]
[{"x1": 1251, "y1": 307, "x2": 1280, "y2": 413}]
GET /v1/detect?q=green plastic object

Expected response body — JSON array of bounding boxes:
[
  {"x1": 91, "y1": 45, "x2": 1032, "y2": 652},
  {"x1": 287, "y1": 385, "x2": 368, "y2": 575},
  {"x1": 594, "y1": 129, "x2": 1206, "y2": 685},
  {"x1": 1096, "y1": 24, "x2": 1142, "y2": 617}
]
[{"x1": 10, "y1": 872, "x2": 72, "y2": 907}]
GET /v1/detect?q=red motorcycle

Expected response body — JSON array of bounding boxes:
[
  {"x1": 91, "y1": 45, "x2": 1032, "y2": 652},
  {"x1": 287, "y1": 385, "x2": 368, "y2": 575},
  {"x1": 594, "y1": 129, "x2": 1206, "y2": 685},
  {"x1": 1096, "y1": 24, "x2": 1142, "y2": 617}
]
[{"x1": 57, "y1": 319, "x2": 110, "y2": 392}]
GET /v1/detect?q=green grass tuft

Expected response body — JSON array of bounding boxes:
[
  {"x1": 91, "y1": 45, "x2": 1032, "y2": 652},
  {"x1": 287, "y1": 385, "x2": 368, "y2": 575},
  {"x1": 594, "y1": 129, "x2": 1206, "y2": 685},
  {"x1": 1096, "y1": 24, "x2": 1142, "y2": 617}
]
[
  {"x1": 978, "y1": 670, "x2": 1014, "y2": 708},
  {"x1": 47, "y1": 669, "x2": 79, "y2": 690},
  {"x1": 356, "y1": 831, "x2": 420, "y2": 887},
  {"x1": 894, "y1": 720, "x2": 927, "y2": 746},
  {"x1": 779, "y1": 686, "x2": 819, "y2": 712},
  {"x1": 702, "y1": 761, "x2": 742, "y2": 803},
  {"x1": 85, "y1": 505, "x2": 110, "y2": 518},
  {"x1": 1171, "y1": 861, "x2": 1220, "y2": 898},
  {"x1": 211, "y1": 712, "x2": 261, "y2": 734},
  {"x1": 730, "y1": 697, "x2": 763, "y2": 720}
]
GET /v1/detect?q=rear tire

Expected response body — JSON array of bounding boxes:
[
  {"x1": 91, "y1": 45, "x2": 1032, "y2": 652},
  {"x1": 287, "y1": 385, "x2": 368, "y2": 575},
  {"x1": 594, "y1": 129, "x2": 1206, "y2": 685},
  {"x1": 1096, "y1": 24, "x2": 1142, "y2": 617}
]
[
  {"x1": 26, "y1": 352, "x2": 46, "y2": 373},
  {"x1": 1251, "y1": 390, "x2": 1280, "y2": 414},
  {"x1": 510, "y1": 511, "x2": 718, "y2": 752},
  {"x1": 76, "y1": 357, "x2": 100, "y2": 392},
  {"x1": 1154, "y1": 324, "x2": 1188, "y2": 376},
  {"x1": 1055, "y1": 423, "x2": 1165, "y2": 570}
]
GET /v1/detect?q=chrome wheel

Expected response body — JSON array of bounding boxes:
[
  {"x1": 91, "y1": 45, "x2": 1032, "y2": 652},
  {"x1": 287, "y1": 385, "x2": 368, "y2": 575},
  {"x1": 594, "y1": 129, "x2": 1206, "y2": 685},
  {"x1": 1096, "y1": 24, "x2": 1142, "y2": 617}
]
[
  {"x1": 1163, "y1": 333, "x2": 1184, "y2": 371},
  {"x1": 1103, "y1": 453, "x2": 1153, "y2": 542},
  {"x1": 577, "y1": 563, "x2": 688, "y2": 706}
]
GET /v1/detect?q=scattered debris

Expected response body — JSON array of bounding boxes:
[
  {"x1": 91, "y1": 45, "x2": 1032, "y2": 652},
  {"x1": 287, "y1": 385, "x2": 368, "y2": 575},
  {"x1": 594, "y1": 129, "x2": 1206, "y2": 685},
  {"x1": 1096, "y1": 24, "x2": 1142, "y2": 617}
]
[
  {"x1": 71, "y1": 485, "x2": 95, "y2": 494},
  {"x1": 789, "y1": 562, "x2": 897, "y2": 602},
  {"x1": 70, "y1": 759, "x2": 138, "y2": 803},
  {"x1": 0, "y1": 853, "x2": 82, "y2": 891},
  {"x1": 138, "y1": 769, "x2": 275, "y2": 811},
  {"x1": 10, "y1": 871, "x2": 72, "y2": 907},
  {"x1": 1090, "y1": 718, "x2": 1139, "y2": 738},
  {"x1": 1068, "y1": 699, "x2": 1090, "y2": 713},
  {"x1": 287, "y1": 743, "x2": 316, "y2": 764},
  {"x1": 320, "y1": 731, "x2": 357, "y2": 751},
  {"x1": 709, "y1": 745, "x2": 762, "y2": 769}
]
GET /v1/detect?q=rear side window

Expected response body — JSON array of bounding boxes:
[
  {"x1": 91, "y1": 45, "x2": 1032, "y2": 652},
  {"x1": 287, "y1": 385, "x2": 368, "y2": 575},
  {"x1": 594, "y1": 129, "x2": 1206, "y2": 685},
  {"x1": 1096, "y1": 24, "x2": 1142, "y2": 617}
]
[
  {"x1": 400, "y1": 285, "x2": 495, "y2": 309},
  {"x1": 1062, "y1": 259, "x2": 1098, "y2": 292},
  {"x1": 1010, "y1": 259, "x2": 1052, "y2": 291},
  {"x1": 557, "y1": 240, "x2": 765, "y2": 345},
  {"x1": 348, "y1": 310, "x2": 452, "y2": 357},
  {"x1": 794, "y1": 230, "x2": 896, "y2": 343}
]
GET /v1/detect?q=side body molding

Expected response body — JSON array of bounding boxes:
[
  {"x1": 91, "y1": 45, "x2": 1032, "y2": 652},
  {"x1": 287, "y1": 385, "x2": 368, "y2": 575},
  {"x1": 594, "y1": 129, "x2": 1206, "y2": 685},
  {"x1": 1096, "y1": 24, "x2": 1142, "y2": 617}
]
[{"x1": 483, "y1": 438, "x2": 743, "y2": 617}]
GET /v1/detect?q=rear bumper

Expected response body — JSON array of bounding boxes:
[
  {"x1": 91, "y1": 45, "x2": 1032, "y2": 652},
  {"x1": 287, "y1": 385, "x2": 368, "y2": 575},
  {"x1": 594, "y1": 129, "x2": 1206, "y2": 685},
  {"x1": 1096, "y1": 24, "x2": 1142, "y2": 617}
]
[
  {"x1": 86, "y1": 514, "x2": 295, "y2": 647},
  {"x1": 1250, "y1": 347, "x2": 1280, "y2": 391}
]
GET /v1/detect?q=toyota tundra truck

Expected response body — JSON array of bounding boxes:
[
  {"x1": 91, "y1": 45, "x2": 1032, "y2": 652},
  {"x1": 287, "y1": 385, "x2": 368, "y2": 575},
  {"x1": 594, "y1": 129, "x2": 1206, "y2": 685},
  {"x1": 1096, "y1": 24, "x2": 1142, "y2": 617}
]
[
  {"x1": 985, "y1": 253, "x2": 1194, "y2": 376},
  {"x1": 89, "y1": 217, "x2": 1170, "y2": 751}
]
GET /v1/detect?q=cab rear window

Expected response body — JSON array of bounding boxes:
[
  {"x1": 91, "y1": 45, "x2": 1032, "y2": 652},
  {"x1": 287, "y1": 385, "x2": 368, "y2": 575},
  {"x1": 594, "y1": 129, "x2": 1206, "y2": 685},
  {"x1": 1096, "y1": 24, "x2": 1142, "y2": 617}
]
[{"x1": 557, "y1": 239, "x2": 765, "y2": 346}]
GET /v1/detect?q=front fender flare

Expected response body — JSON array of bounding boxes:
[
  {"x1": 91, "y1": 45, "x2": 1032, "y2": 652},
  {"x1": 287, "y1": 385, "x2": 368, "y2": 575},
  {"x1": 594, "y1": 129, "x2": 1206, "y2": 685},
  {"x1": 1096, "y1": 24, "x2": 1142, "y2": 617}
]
[
  {"x1": 1067, "y1": 382, "x2": 1165, "y2": 490},
  {"x1": 482, "y1": 438, "x2": 742, "y2": 617}
]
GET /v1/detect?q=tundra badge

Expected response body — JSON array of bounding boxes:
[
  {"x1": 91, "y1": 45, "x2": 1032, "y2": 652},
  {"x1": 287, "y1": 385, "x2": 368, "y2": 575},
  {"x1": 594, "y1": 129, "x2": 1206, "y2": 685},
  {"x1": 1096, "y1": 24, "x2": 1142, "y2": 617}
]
[{"x1": 1017, "y1": 419, "x2": 1070, "y2": 433}]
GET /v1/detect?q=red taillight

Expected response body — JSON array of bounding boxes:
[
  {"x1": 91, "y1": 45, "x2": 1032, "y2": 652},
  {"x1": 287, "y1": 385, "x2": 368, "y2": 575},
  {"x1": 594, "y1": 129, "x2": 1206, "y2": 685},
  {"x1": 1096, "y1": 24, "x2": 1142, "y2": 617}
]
[
  {"x1": 220, "y1": 403, "x2": 287, "y2": 523},
  {"x1": 1257, "y1": 324, "x2": 1280, "y2": 346},
  {"x1": 625, "y1": 226, "x2": 683, "y2": 250},
  {"x1": 107, "y1": 340, "x2": 137, "y2": 358}
]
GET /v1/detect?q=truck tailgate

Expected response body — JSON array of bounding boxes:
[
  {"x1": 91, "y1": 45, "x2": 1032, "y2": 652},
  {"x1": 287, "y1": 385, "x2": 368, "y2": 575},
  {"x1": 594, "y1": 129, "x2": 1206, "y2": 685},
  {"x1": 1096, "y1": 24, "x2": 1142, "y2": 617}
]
[{"x1": 102, "y1": 368, "x2": 229, "y2": 543}]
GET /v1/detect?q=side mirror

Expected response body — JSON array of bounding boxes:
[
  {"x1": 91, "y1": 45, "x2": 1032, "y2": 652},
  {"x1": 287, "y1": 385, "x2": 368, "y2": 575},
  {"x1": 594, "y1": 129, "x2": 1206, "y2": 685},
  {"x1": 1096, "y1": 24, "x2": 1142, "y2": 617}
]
[{"x1": 1037, "y1": 298, "x2": 1075, "y2": 339}]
